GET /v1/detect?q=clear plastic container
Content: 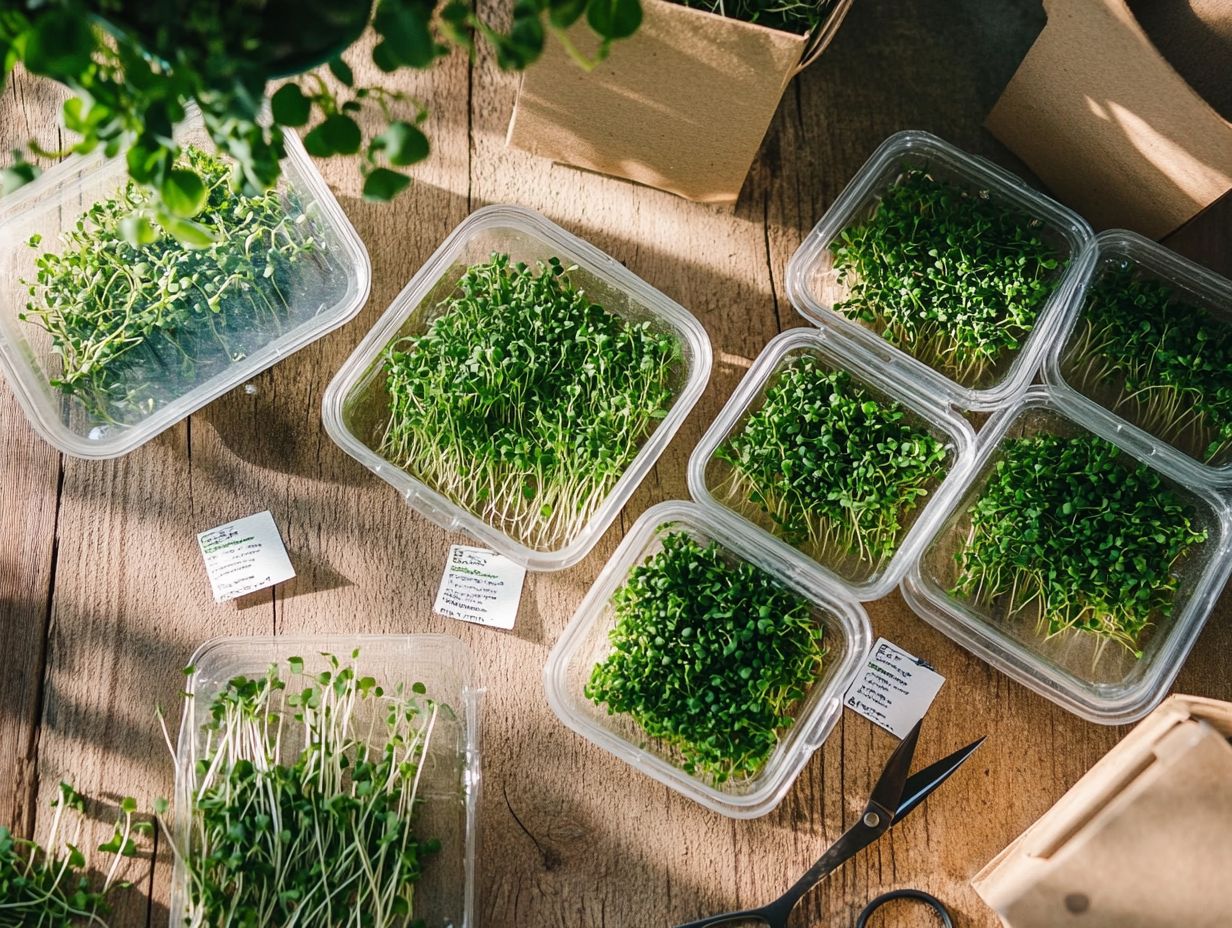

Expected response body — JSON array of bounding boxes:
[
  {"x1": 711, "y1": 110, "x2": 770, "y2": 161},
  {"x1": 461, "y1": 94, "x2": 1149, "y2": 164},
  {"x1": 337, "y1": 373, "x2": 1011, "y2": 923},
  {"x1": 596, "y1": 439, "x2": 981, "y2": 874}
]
[
  {"x1": 902, "y1": 387, "x2": 1232, "y2": 724},
  {"x1": 0, "y1": 116, "x2": 371, "y2": 459},
  {"x1": 1044, "y1": 229, "x2": 1232, "y2": 487},
  {"x1": 544, "y1": 500, "x2": 872, "y2": 818},
  {"x1": 169, "y1": 634, "x2": 481, "y2": 928},
  {"x1": 785, "y1": 130, "x2": 1093, "y2": 411},
  {"x1": 321, "y1": 204, "x2": 712, "y2": 572},
  {"x1": 688, "y1": 328, "x2": 977, "y2": 601}
]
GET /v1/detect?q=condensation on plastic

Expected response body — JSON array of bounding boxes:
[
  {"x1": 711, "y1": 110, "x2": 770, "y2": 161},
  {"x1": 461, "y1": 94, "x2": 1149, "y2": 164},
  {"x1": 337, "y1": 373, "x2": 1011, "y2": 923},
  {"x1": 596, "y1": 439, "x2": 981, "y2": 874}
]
[
  {"x1": 321, "y1": 204, "x2": 712, "y2": 572},
  {"x1": 169, "y1": 634, "x2": 481, "y2": 928}
]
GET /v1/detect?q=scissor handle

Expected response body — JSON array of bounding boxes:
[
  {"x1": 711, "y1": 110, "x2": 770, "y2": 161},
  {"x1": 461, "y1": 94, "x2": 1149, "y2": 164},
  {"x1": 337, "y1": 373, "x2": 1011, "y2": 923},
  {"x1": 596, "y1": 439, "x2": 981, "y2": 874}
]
[{"x1": 854, "y1": 889, "x2": 953, "y2": 928}]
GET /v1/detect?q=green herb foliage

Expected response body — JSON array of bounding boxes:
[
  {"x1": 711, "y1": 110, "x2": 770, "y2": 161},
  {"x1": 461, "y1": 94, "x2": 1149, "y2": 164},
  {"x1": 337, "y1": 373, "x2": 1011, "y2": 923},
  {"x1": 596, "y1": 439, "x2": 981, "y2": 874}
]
[
  {"x1": 169, "y1": 652, "x2": 442, "y2": 928},
  {"x1": 585, "y1": 532, "x2": 827, "y2": 782},
  {"x1": 953, "y1": 434, "x2": 1207, "y2": 655},
  {"x1": 0, "y1": 782, "x2": 146, "y2": 927},
  {"x1": 667, "y1": 0, "x2": 834, "y2": 34},
  {"x1": 379, "y1": 254, "x2": 681, "y2": 551},
  {"x1": 714, "y1": 357, "x2": 947, "y2": 572},
  {"x1": 1066, "y1": 264, "x2": 1232, "y2": 464},
  {"x1": 20, "y1": 145, "x2": 330, "y2": 428},
  {"x1": 832, "y1": 168, "x2": 1065, "y2": 386}
]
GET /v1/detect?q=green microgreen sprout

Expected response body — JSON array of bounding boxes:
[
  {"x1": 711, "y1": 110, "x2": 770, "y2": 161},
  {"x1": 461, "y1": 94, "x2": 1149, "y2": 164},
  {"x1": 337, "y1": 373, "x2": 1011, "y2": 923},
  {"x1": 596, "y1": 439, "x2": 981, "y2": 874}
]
[
  {"x1": 585, "y1": 531, "x2": 828, "y2": 783},
  {"x1": 831, "y1": 168, "x2": 1066, "y2": 387},
  {"x1": 952, "y1": 433, "x2": 1208, "y2": 656},
  {"x1": 378, "y1": 253, "x2": 683, "y2": 551},
  {"x1": 1064, "y1": 262, "x2": 1232, "y2": 464},
  {"x1": 666, "y1": 0, "x2": 836, "y2": 34},
  {"x1": 713, "y1": 356, "x2": 947, "y2": 575}
]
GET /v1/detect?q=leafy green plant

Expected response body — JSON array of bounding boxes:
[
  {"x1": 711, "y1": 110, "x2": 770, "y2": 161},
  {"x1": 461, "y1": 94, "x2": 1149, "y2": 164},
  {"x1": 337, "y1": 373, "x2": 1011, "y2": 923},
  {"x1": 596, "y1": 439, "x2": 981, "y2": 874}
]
[
  {"x1": 0, "y1": 782, "x2": 147, "y2": 927},
  {"x1": 952, "y1": 433, "x2": 1207, "y2": 656},
  {"x1": 20, "y1": 145, "x2": 333, "y2": 427},
  {"x1": 832, "y1": 168, "x2": 1065, "y2": 387},
  {"x1": 668, "y1": 0, "x2": 835, "y2": 34},
  {"x1": 714, "y1": 356, "x2": 947, "y2": 573},
  {"x1": 1064, "y1": 264, "x2": 1232, "y2": 464},
  {"x1": 379, "y1": 253, "x2": 682, "y2": 551},
  {"x1": 585, "y1": 531, "x2": 827, "y2": 782}
]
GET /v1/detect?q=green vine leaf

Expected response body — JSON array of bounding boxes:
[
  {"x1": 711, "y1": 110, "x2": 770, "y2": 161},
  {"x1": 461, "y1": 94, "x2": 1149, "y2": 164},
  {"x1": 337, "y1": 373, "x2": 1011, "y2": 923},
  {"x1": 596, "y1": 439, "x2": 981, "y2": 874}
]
[
  {"x1": 160, "y1": 169, "x2": 208, "y2": 219},
  {"x1": 270, "y1": 84, "x2": 312, "y2": 127},
  {"x1": 363, "y1": 167, "x2": 412, "y2": 201}
]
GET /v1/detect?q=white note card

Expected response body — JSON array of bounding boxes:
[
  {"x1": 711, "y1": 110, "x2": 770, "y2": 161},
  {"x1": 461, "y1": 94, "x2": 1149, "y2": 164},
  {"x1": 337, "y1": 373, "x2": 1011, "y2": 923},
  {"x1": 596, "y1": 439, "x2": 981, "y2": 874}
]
[
  {"x1": 434, "y1": 545, "x2": 526, "y2": 630},
  {"x1": 844, "y1": 637, "x2": 946, "y2": 739},
  {"x1": 197, "y1": 510, "x2": 296, "y2": 603}
]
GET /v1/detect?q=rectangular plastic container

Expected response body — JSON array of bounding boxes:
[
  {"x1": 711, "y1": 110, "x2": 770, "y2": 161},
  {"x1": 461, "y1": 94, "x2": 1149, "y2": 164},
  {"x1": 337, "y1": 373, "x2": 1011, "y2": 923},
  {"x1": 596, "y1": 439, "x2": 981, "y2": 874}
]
[
  {"x1": 544, "y1": 500, "x2": 872, "y2": 818},
  {"x1": 902, "y1": 387, "x2": 1232, "y2": 724},
  {"x1": 169, "y1": 634, "x2": 481, "y2": 928},
  {"x1": 321, "y1": 204, "x2": 712, "y2": 572},
  {"x1": 785, "y1": 130, "x2": 1093, "y2": 411},
  {"x1": 689, "y1": 327, "x2": 978, "y2": 601},
  {"x1": 1044, "y1": 229, "x2": 1232, "y2": 487},
  {"x1": 0, "y1": 116, "x2": 371, "y2": 459}
]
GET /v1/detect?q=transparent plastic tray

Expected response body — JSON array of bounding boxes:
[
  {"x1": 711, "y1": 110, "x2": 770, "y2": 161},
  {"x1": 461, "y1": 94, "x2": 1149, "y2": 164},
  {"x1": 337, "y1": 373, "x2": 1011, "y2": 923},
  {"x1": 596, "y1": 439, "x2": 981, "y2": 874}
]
[
  {"x1": 785, "y1": 130, "x2": 1093, "y2": 411},
  {"x1": 544, "y1": 500, "x2": 872, "y2": 818},
  {"x1": 322, "y1": 204, "x2": 712, "y2": 572},
  {"x1": 170, "y1": 634, "x2": 481, "y2": 928},
  {"x1": 0, "y1": 116, "x2": 371, "y2": 459},
  {"x1": 688, "y1": 328, "x2": 977, "y2": 601},
  {"x1": 902, "y1": 387, "x2": 1232, "y2": 724},
  {"x1": 1045, "y1": 230, "x2": 1232, "y2": 487}
]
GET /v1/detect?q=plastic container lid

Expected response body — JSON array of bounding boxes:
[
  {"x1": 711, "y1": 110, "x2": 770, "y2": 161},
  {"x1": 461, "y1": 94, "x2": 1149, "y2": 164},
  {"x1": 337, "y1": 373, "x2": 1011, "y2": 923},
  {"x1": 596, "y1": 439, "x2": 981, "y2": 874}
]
[
  {"x1": 786, "y1": 130, "x2": 1093, "y2": 411},
  {"x1": 321, "y1": 204, "x2": 712, "y2": 572},
  {"x1": 0, "y1": 116, "x2": 371, "y2": 459},
  {"x1": 544, "y1": 500, "x2": 872, "y2": 819},
  {"x1": 170, "y1": 634, "x2": 481, "y2": 928}
]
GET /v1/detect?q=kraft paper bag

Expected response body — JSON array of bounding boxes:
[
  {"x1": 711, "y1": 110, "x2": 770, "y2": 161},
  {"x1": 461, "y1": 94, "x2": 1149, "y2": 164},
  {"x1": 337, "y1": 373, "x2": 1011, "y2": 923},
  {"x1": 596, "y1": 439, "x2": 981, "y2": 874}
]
[
  {"x1": 506, "y1": 0, "x2": 851, "y2": 203},
  {"x1": 972, "y1": 695, "x2": 1232, "y2": 928},
  {"x1": 986, "y1": 0, "x2": 1232, "y2": 239}
]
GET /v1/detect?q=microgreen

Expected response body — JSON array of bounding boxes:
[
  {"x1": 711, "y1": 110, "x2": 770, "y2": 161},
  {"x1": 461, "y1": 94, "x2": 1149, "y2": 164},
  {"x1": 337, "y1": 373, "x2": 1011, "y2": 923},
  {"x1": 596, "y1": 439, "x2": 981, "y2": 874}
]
[
  {"x1": 831, "y1": 168, "x2": 1065, "y2": 387},
  {"x1": 952, "y1": 433, "x2": 1208, "y2": 655},
  {"x1": 1064, "y1": 264, "x2": 1232, "y2": 464},
  {"x1": 666, "y1": 0, "x2": 835, "y2": 33},
  {"x1": 714, "y1": 357, "x2": 947, "y2": 573},
  {"x1": 378, "y1": 253, "x2": 682, "y2": 551},
  {"x1": 585, "y1": 531, "x2": 827, "y2": 783}
]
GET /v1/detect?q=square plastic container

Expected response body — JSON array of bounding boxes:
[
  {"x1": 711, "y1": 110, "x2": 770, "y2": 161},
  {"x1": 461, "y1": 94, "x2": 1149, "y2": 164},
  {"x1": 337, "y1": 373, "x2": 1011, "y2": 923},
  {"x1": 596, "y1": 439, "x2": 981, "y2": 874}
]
[
  {"x1": 786, "y1": 130, "x2": 1093, "y2": 411},
  {"x1": 169, "y1": 634, "x2": 481, "y2": 928},
  {"x1": 0, "y1": 116, "x2": 371, "y2": 459},
  {"x1": 688, "y1": 327, "x2": 977, "y2": 601},
  {"x1": 321, "y1": 204, "x2": 712, "y2": 572},
  {"x1": 544, "y1": 500, "x2": 872, "y2": 818},
  {"x1": 1045, "y1": 229, "x2": 1232, "y2": 487},
  {"x1": 902, "y1": 387, "x2": 1232, "y2": 724}
]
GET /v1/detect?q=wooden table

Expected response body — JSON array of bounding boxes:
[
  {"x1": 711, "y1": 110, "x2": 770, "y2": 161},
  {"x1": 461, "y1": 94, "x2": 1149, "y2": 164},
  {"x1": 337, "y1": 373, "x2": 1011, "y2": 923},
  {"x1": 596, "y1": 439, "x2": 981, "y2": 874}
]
[{"x1": 2, "y1": 2, "x2": 1229, "y2": 926}]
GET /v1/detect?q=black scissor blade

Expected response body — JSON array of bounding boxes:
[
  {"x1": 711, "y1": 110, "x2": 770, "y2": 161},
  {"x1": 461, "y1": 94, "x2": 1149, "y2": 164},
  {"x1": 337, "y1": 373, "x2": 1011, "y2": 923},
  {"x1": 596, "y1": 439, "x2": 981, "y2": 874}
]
[
  {"x1": 867, "y1": 719, "x2": 922, "y2": 814},
  {"x1": 893, "y1": 735, "x2": 985, "y2": 824}
]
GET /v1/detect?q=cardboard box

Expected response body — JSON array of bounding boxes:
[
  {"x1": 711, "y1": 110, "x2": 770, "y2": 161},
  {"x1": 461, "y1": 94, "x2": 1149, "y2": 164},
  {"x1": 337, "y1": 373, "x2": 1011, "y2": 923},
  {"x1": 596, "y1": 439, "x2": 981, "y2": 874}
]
[
  {"x1": 972, "y1": 695, "x2": 1232, "y2": 927},
  {"x1": 986, "y1": 0, "x2": 1232, "y2": 240},
  {"x1": 506, "y1": 0, "x2": 852, "y2": 203}
]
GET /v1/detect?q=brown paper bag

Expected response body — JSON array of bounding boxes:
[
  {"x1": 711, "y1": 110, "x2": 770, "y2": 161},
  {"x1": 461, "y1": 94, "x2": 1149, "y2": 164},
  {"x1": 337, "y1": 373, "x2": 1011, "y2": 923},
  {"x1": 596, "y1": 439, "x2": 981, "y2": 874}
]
[
  {"x1": 985, "y1": 0, "x2": 1232, "y2": 239},
  {"x1": 506, "y1": 0, "x2": 852, "y2": 203},
  {"x1": 972, "y1": 695, "x2": 1232, "y2": 928}
]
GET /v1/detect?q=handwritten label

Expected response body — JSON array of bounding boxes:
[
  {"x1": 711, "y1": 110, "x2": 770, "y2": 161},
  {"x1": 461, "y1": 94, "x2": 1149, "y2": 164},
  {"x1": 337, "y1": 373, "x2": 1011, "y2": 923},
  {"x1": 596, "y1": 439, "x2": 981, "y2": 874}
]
[
  {"x1": 197, "y1": 511, "x2": 296, "y2": 603},
  {"x1": 434, "y1": 545, "x2": 526, "y2": 630},
  {"x1": 844, "y1": 637, "x2": 945, "y2": 739}
]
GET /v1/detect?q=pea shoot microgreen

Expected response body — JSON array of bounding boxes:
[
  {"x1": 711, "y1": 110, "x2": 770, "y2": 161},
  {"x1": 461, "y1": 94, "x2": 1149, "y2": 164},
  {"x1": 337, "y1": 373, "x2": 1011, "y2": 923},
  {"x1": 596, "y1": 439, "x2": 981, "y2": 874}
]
[{"x1": 668, "y1": 0, "x2": 836, "y2": 34}]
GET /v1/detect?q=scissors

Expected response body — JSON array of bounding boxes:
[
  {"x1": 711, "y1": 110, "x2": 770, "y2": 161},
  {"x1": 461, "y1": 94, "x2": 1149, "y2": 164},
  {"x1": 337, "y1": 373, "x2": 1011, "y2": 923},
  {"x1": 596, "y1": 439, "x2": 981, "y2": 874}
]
[{"x1": 673, "y1": 721, "x2": 984, "y2": 928}]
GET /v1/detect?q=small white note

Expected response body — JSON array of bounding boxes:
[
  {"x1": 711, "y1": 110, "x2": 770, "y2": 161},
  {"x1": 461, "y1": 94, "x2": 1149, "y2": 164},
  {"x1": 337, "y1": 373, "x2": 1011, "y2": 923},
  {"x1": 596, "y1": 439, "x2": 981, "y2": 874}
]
[
  {"x1": 434, "y1": 545, "x2": 526, "y2": 630},
  {"x1": 197, "y1": 510, "x2": 296, "y2": 603},
  {"x1": 844, "y1": 637, "x2": 945, "y2": 739}
]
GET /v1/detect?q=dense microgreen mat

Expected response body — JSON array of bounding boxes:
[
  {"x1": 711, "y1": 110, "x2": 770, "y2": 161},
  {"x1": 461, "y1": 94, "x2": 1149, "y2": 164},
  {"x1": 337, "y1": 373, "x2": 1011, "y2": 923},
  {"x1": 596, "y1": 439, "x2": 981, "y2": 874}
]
[
  {"x1": 952, "y1": 433, "x2": 1207, "y2": 656},
  {"x1": 379, "y1": 254, "x2": 682, "y2": 551},
  {"x1": 1065, "y1": 264, "x2": 1232, "y2": 464},
  {"x1": 667, "y1": 0, "x2": 835, "y2": 34},
  {"x1": 585, "y1": 531, "x2": 828, "y2": 783},
  {"x1": 831, "y1": 168, "x2": 1066, "y2": 387},
  {"x1": 20, "y1": 145, "x2": 331, "y2": 428},
  {"x1": 713, "y1": 356, "x2": 947, "y2": 574}
]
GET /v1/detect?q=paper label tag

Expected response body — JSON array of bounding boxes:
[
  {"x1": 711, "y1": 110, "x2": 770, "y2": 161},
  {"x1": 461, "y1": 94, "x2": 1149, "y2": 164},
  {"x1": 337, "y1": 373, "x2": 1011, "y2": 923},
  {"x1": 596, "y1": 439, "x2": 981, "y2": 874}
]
[
  {"x1": 434, "y1": 545, "x2": 526, "y2": 630},
  {"x1": 844, "y1": 637, "x2": 946, "y2": 739},
  {"x1": 197, "y1": 511, "x2": 296, "y2": 603}
]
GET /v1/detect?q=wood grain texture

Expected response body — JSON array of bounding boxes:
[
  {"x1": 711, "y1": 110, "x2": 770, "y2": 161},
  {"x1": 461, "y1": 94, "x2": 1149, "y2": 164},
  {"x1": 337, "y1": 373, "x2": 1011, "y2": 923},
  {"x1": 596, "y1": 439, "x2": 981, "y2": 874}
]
[{"x1": 0, "y1": 1, "x2": 1229, "y2": 927}]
